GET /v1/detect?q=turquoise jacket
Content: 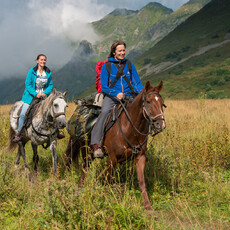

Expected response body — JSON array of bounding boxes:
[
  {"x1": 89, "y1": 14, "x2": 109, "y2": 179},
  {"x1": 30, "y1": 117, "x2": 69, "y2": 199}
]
[{"x1": 21, "y1": 65, "x2": 53, "y2": 104}]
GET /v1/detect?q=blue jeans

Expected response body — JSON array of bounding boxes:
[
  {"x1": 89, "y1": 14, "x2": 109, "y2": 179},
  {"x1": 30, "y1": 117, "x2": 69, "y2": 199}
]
[{"x1": 18, "y1": 103, "x2": 30, "y2": 132}]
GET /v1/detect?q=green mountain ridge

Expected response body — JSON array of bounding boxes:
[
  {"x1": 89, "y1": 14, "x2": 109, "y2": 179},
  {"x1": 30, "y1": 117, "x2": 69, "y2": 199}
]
[
  {"x1": 57, "y1": 0, "x2": 212, "y2": 101},
  {"x1": 0, "y1": 0, "x2": 218, "y2": 104},
  {"x1": 92, "y1": 2, "x2": 173, "y2": 59},
  {"x1": 108, "y1": 8, "x2": 137, "y2": 16},
  {"x1": 137, "y1": 0, "x2": 230, "y2": 99}
]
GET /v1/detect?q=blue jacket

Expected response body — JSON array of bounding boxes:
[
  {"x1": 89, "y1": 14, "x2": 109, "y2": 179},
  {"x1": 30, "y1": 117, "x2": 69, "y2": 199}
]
[
  {"x1": 100, "y1": 57, "x2": 143, "y2": 97},
  {"x1": 21, "y1": 65, "x2": 53, "y2": 104}
]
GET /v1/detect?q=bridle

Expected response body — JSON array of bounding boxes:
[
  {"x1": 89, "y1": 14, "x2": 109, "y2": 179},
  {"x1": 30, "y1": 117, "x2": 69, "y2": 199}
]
[
  {"x1": 143, "y1": 92, "x2": 166, "y2": 136},
  {"x1": 31, "y1": 96, "x2": 66, "y2": 148},
  {"x1": 115, "y1": 91, "x2": 166, "y2": 158},
  {"x1": 43, "y1": 96, "x2": 66, "y2": 125}
]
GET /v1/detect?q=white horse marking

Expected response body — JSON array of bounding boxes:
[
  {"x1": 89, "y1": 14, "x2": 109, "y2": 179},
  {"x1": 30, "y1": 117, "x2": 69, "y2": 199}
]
[{"x1": 155, "y1": 96, "x2": 159, "y2": 101}]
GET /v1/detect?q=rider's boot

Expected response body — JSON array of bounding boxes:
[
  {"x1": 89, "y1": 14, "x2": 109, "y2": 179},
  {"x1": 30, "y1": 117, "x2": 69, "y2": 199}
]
[
  {"x1": 12, "y1": 132, "x2": 23, "y2": 143},
  {"x1": 57, "y1": 129, "x2": 65, "y2": 139},
  {"x1": 92, "y1": 144, "x2": 104, "y2": 158}
]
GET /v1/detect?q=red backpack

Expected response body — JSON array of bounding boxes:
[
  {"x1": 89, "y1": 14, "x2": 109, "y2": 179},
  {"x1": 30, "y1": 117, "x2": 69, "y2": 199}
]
[
  {"x1": 96, "y1": 60, "x2": 108, "y2": 93},
  {"x1": 95, "y1": 59, "x2": 134, "y2": 94}
]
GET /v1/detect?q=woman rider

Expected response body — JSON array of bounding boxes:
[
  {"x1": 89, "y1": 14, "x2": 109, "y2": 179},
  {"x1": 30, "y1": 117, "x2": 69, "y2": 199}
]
[
  {"x1": 13, "y1": 54, "x2": 65, "y2": 142},
  {"x1": 91, "y1": 40, "x2": 143, "y2": 158}
]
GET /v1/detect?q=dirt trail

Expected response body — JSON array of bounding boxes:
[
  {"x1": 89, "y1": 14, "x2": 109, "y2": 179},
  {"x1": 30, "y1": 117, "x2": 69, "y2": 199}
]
[{"x1": 142, "y1": 38, "x2": 230, "y2": 76}]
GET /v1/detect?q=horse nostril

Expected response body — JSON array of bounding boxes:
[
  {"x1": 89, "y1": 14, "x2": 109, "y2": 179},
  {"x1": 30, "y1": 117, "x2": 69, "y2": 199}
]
[
  {"x1": 155, "y1": 122, "x2": 161, "y2": 129},
  {"x1": 59, "y1": 121, "x2": 66, "y2": 128}
]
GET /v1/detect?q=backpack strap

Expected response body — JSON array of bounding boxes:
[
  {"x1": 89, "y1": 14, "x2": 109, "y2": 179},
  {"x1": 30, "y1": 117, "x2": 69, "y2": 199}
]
[
  {"x1": 108, "y1": 60, "x2": 127, "y2": 89},
  {"x1": 106, "y1": 59, "x2": 137, "y2": 97},
  {"x1": 105, "y1": 61, "x2": 112, "y2": 86}
]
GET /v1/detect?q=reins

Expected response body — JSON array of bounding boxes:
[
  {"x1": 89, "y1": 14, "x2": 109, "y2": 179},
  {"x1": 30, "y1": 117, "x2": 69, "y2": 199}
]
[
  {"x1": 115, "y1": 91, "x2": 166, "y2": 159},
  {"x1": 31, "y1": 96, "x2": 65, "y2": 149}
]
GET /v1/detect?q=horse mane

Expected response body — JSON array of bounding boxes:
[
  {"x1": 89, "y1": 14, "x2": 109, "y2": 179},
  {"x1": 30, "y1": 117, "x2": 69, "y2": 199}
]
[{"x1": 36, "y1": 90, "x2": 63, "y2": 118}]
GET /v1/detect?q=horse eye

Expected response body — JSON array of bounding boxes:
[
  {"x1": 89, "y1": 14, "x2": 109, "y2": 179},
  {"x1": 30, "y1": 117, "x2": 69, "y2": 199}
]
[
  {"x1": 146, "y1": 100, "x2": 151, "y2": 104},
  {"x1": 54, "y1": 104, "x2": 58, "y2": 108}
]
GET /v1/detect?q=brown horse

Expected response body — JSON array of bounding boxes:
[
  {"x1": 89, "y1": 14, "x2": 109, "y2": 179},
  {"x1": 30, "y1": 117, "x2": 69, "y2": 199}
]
[{"x1": 65, "y1": 81, "x2": 166, "y2": 211}]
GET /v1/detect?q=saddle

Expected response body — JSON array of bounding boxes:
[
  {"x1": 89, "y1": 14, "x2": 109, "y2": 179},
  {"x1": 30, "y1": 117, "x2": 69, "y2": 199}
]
[
  {"x1": 23, "y1": 97, "x2": 43, "y2": 129},
  {"x1": 104, "y1": 101, "x2": 128, "y2": 132},
  {"x1": 67, "y1": 97, "x2": 133, "y2": 142}
]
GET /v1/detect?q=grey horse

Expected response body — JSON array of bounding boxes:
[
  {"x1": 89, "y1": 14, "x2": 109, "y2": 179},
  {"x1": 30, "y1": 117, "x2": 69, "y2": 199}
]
[{"x1": 8, "y1": 89, "x2": 68, "y2": 175}]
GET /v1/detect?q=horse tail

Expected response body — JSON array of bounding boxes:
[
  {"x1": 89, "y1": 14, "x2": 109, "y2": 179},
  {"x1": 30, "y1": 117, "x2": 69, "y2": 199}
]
[
  {"x1": 65, "y1": 136, "x2": 81, "y2": 169},
  {"x1": 7, "y1": 126, "x2": 17, "y2": 152}
]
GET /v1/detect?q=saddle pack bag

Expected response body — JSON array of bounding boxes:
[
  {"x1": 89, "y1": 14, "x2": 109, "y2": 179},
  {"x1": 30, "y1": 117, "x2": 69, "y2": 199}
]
[{"x1": 67, "y1": 99, "x2": 101, "y2": 140}]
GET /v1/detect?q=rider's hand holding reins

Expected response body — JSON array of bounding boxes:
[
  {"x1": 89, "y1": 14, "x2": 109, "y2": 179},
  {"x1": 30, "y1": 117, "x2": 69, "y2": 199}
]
[
  {"x1": 116, "y1": 93, "x2": 124, "y2": 100},
  {"x1": 36, "y1": 93, "x2": 46, "y2": 98}
]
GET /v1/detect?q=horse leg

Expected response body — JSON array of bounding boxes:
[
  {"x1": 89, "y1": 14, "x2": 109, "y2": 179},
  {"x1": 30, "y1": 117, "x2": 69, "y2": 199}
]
[
  {"x1": 50, "y1": 140, "x2": 58, "y2": 176},
  {"x1": 65, "y1": 137, "x2": 80, "y2": 169},
  {"x1": 15, "y1": 146, "x2": 21, "y2": 168},
  {"x1": 65, "y1": 137, "x2": 73, "y2": 169},
  {"x1": 79, "y1": 144, "x2": 91, "y2": 187},
  {"x1": 79, "y1": 149, "x2": 86, "y2": 187},
  {"x1": 135, "y1": 154, "x2": 153, "y2": 211},
  {"x1": 18, "y1": 142, "x2": 29, "y2": 170},
  {"x1": 32, "y1": 144, "x2": 39, "y2": 172}
]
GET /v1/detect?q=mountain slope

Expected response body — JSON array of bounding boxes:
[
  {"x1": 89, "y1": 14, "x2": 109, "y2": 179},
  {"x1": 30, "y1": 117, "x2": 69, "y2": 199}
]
[
  {"x1": 92, "y1": 2, "x2": 173, "y2": 59},
  {"x1": 0, "y1": 0, "x2": 213, "y2": 104},
  {"x1": 53, "y1": 0, "x2": 212, "y2": 101},
  {"x1": 136, "y1": 0, "x2": 230, "y2": 99},
  {"x1": 52, "y1": 41, "x2": 97, "y2": 100},
  {"x1": 92, "y1": 0, "x2": 211, "y2": 59}
]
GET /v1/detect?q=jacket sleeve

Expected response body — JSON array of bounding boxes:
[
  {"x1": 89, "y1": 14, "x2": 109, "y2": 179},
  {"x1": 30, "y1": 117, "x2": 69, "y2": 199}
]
[
  {"x1": 101, "y1": 63, "x2": 119, "y2": 97},
  {"x1": 43, "y1": 73, "x2": 53, "y2": 96},
  {"x1": 25, "y1": 69, "x2": 38, "y2": 97},
  {"x1": 131, "y1": 62, "x2": 143, "y2": 94}
]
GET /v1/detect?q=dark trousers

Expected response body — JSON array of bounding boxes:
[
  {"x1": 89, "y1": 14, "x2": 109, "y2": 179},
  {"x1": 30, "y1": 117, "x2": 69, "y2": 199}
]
[{"x1": 91, "y1": 96, "x2": 118, "y2": 145}]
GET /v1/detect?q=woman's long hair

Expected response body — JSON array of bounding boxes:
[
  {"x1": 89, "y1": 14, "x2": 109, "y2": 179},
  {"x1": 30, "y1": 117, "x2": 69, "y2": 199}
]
[{"x1": 108, "y1": 40, "x2": 126, "y2": 58}]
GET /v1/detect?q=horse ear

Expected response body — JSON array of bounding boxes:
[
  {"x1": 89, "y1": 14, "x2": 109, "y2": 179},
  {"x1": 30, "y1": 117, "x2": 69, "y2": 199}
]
[
  {"x1": 156, "y1": 81, "x2": 163, "y2": 92},
  {"x1": 52, "y1": 88, "x2": 57, "y2": 95},
  {"x1": 63, "y1": 89, "x2": 68, "y2": 97},
  {"x1": 145, "y1": 80, "x2": 151, "y2": 91}
]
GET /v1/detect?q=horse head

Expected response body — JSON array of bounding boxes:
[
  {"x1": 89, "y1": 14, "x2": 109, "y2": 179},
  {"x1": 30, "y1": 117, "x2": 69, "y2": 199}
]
[
  {"x1": 49, "y1": 88, "x2": 68, "y2": 129},
  {"x1": 142, "y1": 81, "x2": 166, "y2": 135}
]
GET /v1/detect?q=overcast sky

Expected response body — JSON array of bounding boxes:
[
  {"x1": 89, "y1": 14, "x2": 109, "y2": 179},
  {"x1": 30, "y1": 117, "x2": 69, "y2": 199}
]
[{"x1": 0, "y1": 0, "x2": 189, "y2": 79}]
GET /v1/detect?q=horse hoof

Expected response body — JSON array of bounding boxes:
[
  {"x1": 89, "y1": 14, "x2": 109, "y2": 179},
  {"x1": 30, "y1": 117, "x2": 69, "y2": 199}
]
[
  {"x1": 145, "y1": 206, "x2": 159, "y2": 219},
  {"x1": 150, "y1": 211, "x2": 159, "y2": 220},
  {"x1": 31, "y1": 173, "x2": 38, "y2": 183},
  {"x1": 24, "y1": 167, "x2": 30, "y2": 177},
  {"x1": 14, "y1": 164, "x2": 19, "y2": 170}
]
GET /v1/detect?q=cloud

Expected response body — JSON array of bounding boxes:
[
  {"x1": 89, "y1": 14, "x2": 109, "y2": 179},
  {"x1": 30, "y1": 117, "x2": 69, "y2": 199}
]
[
  {"x1": 0, "y1": 0, "x2": 108, "y2": 79},
  {"x1": 0, "y1": 0, "x2": 188, "y2": 80}
]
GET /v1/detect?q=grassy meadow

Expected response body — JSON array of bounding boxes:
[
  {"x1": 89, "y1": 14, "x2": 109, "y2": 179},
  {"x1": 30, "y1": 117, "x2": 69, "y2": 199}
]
[{"x1": 0, "y1": 100, "x2": 229, "y2": 229}]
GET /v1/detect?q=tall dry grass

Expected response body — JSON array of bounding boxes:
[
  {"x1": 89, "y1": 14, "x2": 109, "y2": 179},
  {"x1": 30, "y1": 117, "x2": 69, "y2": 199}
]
[{"x1": 0, "y1": 100, "x2": 229, "y2": 229}]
